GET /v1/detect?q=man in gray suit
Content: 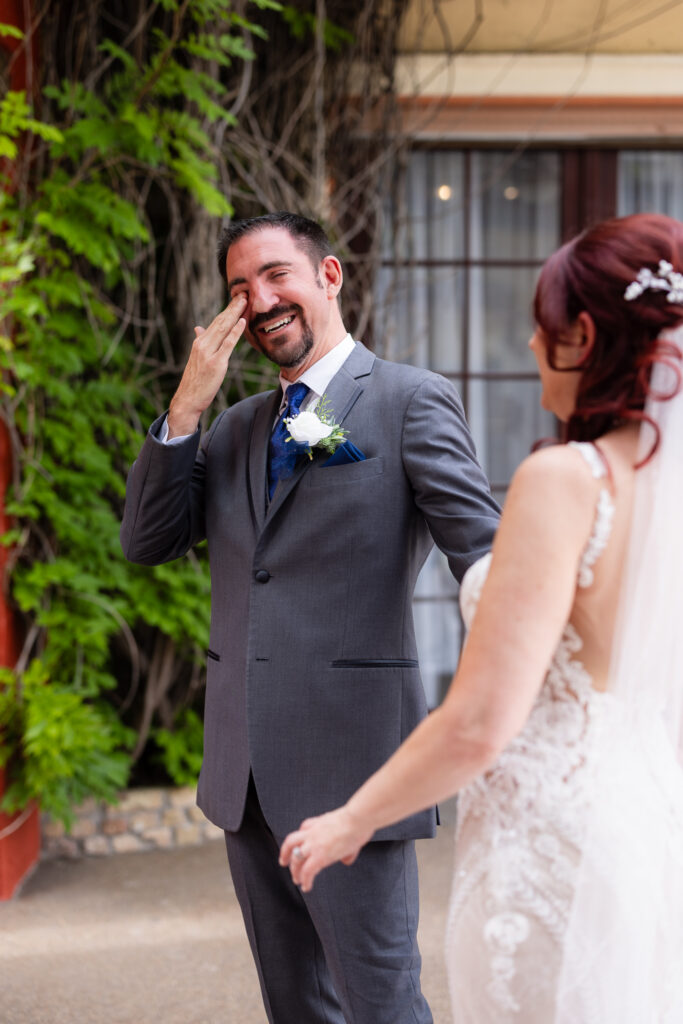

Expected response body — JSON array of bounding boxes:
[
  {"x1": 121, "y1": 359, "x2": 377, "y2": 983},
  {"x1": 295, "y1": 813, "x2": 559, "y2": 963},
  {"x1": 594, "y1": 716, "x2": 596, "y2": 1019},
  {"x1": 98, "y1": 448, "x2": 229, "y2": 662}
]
[{"x1": 121, "y1": 212, "x2": 499, "y2": 1024}]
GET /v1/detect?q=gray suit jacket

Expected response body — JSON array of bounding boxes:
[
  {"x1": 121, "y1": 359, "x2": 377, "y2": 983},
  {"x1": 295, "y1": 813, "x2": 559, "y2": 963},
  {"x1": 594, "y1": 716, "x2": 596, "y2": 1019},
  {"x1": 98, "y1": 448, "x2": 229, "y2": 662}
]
[{"x1": 121, "y1": 342, "x2": 500, "y2": 840}]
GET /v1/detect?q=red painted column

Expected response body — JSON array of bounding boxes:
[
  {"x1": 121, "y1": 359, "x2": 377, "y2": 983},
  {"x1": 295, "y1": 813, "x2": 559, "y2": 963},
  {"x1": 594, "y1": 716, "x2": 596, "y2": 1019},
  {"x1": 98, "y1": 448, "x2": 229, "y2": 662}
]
[
  {"x1": 0, "y1": 0, "x2": 40, "y2": 900},
  {"x1": 0, "y1": 424, "x2": 39, "y2": 900},
  {"x1": 0, "y1": 0, "x2": 32, "y2": 92}
]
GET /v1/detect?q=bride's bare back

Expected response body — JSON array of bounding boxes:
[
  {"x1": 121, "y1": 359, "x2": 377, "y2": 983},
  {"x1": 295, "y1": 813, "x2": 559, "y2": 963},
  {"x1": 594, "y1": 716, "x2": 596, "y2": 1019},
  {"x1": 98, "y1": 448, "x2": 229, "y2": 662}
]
[{"x1": 566, "y1": 424, "x2": 640, "y2": 691}]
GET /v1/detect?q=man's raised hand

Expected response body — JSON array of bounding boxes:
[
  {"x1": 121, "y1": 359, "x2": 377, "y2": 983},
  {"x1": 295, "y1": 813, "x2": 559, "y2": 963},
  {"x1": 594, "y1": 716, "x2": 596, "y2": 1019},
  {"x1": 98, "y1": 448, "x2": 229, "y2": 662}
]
[{"x1": 167, "y1": 293, "x2": 247, "y2": 438}]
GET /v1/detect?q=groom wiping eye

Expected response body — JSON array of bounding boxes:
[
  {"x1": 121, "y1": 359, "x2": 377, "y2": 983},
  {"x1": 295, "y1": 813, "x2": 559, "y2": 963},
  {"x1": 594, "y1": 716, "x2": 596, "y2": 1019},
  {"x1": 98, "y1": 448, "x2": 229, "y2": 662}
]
[{"x1": 121, "y1": 210, "x2": 500, "y2": 1024}]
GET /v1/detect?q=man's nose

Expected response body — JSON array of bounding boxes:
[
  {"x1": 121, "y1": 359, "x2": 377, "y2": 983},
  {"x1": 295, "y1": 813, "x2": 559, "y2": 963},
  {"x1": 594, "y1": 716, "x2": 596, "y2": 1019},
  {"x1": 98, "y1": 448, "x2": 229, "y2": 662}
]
[{"x1": 250, "y1": 279, "x2": 279, "y2": 312}]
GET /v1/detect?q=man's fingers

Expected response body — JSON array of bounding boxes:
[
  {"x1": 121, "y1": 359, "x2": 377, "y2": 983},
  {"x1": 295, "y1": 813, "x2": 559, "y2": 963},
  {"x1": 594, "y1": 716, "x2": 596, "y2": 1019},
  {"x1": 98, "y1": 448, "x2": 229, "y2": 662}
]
[
  {"x1": 215, "y1": 294, "x2": 248, "y2": 344},
  {"x1": 223, "y1": 316, "x2": 246, "y2": 358},
  {"x1": 168, "y1": 297, "x2": 248, "y2": 435},
  {"x1": 198, "y1": 294, "x2": 247, "y2": 355}
]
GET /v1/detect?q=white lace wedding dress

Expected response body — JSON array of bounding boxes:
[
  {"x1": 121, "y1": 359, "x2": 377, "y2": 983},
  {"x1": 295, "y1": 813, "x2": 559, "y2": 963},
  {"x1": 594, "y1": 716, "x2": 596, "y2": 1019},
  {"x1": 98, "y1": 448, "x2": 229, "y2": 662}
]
[{"x1": 445, "y1": 442, "x2": 683, "y2": 1023}]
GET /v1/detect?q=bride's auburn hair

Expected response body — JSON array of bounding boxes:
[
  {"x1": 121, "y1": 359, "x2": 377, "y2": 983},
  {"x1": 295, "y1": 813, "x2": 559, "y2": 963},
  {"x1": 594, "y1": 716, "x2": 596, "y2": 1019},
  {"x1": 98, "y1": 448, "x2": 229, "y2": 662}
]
[{"x1": 533, "y1": 213, "x2": 683, "y2": 454}]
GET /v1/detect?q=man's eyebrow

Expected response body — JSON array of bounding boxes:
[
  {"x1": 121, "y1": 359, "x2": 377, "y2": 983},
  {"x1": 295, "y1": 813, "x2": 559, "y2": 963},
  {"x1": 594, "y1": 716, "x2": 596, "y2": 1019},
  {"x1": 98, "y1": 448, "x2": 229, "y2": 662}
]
[{"x1": 228, "y1": 260, "x2": 293, "y2": 292}]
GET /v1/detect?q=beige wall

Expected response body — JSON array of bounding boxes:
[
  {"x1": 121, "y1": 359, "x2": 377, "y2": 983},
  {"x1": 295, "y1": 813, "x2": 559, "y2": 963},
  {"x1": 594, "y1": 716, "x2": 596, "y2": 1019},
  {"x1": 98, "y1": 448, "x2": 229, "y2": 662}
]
[
  {"x1": 398, "y1": 0, "x2": 683, "y2": 55},
  {"x1": 392, "y1": 2, "x2": 683, "y2": 140},
  {"x1": 395, "y1": 53, "x2": 683, "y2": 98}
]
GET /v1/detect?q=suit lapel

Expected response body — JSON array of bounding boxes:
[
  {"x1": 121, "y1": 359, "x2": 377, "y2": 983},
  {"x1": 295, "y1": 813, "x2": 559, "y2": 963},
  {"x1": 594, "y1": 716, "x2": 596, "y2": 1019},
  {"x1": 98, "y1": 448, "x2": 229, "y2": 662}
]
[
  {"x1": 248, "y1": 389, "x2": 280, "y2": 532},
  {"x1": 317, "y1": 340, "x2": 376, "y2": 430},
  {"x1": 264, "y1": 342, "x2": 376, "y2": 521}
]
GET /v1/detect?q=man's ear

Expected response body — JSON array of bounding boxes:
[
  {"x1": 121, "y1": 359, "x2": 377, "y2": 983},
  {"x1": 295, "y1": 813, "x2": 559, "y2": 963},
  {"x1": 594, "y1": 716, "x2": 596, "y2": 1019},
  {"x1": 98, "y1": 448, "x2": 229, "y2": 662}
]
[{"x1": 319, "y1": 255, "x2": 343, "y2": 298}]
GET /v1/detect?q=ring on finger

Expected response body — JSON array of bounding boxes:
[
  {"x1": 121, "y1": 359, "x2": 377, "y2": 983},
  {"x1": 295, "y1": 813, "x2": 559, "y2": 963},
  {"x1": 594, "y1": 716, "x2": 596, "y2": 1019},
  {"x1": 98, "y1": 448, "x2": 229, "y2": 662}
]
[{"x1": 292, "y1": 845, "x2": 305, "y2": 861}]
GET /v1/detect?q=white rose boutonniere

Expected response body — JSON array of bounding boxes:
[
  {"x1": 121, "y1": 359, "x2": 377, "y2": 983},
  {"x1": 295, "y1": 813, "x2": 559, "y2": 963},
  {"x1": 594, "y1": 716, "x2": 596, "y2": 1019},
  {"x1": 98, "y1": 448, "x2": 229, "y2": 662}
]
[{"x1": 285, "y1": 394, "x2": 348, "y2": 459}]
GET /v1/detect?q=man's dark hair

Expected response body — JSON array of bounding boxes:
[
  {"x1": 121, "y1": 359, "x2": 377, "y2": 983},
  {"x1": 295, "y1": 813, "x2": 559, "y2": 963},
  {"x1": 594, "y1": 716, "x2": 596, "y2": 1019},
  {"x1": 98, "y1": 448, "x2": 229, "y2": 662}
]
[{"x1": 216, "y1": 212, "x2": 335, "y2": 284}]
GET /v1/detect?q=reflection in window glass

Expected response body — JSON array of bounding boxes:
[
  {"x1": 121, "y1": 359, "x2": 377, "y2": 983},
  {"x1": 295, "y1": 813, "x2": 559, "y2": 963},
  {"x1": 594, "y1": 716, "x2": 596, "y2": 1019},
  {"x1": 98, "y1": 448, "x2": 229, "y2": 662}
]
[
  {"x1": 469, "y1": 266, "x2": 542, "y2": 374},
  {"x1": 470, "y1": 151, "x2": 561, "y2": 261},
  {"x1": 414, "y1": 593, "x2": 463, "y2": 707},
  {"x1": 429, "y1": 269, "x2": 465, "y2": 373},
  {"x1": 414, "y1": 545, "x2": 459, "y2": 599},
  {"x1": 375, "y1": 265, "x2": 464, "y2": 372},
  {"x1": 618, "y1": 152, "x2": 683, "y2": 220},
  {"x1": 414, "y1": 548, "x2": 462, "y2": 708},
  {"x1": 469, "y1": 379, "x2": 555, "y2": 487},
  {"x1": 375, "y1": 265, "x2": 430, "y2": 365},
  {"x1": 384, "y1": 151, "x2": 465, "y2": 262},
  {"x1": 377, "y1": 148, "x2": 561, "y2": 706}
]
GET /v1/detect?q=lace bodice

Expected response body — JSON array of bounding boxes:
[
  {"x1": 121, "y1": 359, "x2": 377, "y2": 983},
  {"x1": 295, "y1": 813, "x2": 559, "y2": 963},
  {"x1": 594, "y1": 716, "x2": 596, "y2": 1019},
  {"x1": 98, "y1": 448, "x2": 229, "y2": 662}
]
[{"x1": 447, "y1": 443, "x2": 617, "y2": 1019}]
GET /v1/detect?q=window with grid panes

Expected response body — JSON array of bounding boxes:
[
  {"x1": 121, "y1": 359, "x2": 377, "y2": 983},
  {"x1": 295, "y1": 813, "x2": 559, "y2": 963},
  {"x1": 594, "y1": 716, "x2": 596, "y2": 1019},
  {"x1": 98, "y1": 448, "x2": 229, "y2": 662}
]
[{"x1": 377, "y1": 145, "x2": 683, "y2": 707}]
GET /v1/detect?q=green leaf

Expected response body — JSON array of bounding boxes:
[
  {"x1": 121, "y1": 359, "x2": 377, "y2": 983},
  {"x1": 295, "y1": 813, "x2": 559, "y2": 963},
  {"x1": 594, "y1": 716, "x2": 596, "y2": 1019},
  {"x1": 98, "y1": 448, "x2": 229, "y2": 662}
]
[
  {"x1": 0, "y1": 136, "x2": 17, "y2": 159},
  {"x1": 24, "y1": 120, "x2": 64, "y2": 143},
  {"x1": 0, "y1": 23, "x2": 24, "y2": 40},
  {"x1": 152, "y1": 709, "x2": 204, "y2": 787},
  {"x1": 98, "y1": 39, "x2": 138, "y2": 72},
  {"x1": 250, "y1": 0, "x2": 283, "y2": 11},
  {"x1": 0, "y1": 0, "x2": 279, "y2": 824}
]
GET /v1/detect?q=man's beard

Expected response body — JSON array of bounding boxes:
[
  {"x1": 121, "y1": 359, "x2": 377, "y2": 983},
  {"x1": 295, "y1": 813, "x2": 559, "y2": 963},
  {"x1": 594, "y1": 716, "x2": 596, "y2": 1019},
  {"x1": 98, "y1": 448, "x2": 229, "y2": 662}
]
[
  {"x1": 249, "y1": 304, "x2": 314, "y2": 369},
  {"x1": 270, "y1": 321, "x2": 314, "y2": 368}
]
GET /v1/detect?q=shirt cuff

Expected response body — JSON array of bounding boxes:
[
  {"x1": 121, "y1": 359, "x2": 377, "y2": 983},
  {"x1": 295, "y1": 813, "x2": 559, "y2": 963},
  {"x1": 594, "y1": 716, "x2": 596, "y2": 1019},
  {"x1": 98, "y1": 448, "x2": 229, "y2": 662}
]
[{"x1": 159, "y1": 415, "x2": 194, "y2": 446}]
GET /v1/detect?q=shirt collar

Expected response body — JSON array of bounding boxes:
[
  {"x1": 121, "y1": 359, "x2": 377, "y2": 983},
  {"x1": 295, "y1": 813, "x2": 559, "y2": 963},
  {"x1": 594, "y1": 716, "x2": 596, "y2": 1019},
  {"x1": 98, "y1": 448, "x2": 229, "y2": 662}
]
[{"x1": 279, "y1": 333, "x2": 356, "y2": 401}]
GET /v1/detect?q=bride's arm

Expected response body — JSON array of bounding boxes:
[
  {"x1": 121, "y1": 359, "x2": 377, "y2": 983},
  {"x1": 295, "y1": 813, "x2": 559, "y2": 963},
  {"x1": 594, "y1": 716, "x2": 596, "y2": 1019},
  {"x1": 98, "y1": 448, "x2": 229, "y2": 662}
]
[{"x1": 281, "y1": 446, "x2": 601, "y2": 890}]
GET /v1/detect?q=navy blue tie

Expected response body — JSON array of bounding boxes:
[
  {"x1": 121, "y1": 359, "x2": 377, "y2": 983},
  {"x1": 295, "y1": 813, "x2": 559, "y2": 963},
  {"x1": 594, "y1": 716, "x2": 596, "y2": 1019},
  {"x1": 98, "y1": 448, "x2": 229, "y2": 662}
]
[{"x1": 268, "y1": 381, "x2": 310, "y2": 499}]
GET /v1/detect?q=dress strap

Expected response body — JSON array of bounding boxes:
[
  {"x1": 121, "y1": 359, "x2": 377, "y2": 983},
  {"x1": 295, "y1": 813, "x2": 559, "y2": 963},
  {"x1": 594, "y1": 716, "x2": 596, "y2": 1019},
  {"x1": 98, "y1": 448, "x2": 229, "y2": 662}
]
[
  {"x1": 568, "y1": 440, "x2": 608, "y2": 480},
  {"x1": 568, "y1": 442, "x2": 616, "y2": 588}
]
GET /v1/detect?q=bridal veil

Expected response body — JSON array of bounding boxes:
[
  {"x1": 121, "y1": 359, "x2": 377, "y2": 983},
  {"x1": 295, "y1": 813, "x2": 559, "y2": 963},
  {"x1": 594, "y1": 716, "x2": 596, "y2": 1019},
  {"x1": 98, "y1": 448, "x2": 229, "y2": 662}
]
[{"x1": 555, "y1": 327, "x2": 683, "y2": 1022}]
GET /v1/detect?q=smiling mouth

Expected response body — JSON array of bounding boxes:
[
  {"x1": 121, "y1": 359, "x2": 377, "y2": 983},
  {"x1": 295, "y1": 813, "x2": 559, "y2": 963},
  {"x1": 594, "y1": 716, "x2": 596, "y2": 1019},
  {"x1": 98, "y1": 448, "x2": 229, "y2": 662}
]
[{"x1": 262, "y1": 315, "x2": 295, "y2": 335}]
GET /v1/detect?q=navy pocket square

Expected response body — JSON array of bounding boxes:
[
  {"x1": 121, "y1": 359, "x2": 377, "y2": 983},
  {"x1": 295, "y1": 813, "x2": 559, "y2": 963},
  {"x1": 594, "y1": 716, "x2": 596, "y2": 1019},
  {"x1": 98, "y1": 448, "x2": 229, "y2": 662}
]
[{"x1": 321, "y1": 440, "x2": 366, "y2": 467}]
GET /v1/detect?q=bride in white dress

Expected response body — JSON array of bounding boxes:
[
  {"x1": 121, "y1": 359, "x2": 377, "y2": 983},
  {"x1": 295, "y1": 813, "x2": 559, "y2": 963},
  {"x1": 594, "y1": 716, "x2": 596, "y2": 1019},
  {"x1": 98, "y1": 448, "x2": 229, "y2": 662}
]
[{"x1": 281, "y1": 214, "x2": 683, "y2": 1022}]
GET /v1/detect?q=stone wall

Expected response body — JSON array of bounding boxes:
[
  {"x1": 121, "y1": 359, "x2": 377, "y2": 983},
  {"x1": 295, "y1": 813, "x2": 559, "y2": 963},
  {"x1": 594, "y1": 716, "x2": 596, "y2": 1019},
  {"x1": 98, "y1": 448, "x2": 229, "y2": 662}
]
[{"x1": 41, "y1": 787, "x2": 224, "y2": 859}]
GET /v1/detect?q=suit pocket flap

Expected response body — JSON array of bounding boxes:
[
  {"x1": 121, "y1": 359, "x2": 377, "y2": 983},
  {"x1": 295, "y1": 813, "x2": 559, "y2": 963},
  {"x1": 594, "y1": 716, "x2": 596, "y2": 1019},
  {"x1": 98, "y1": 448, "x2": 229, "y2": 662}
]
[
  {"x1": 307, "y1": 456, "x2": 384, "y2": 488},
  {"x1": 331, "y1": 658, "x2": 418, "y2": 668}
]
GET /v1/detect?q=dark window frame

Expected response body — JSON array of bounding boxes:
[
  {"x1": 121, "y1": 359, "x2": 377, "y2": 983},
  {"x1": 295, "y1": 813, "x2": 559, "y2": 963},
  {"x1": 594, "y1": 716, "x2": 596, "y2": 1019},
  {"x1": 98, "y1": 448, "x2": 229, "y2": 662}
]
[{"x1": 379, "y1": 146, "x2": 621, "y2": 491}]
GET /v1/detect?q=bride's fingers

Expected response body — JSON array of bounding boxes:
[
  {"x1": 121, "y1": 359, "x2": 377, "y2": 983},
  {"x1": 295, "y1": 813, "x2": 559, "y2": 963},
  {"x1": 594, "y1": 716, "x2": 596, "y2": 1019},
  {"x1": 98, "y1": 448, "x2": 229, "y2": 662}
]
[
  {"x1": 280, "y1": 832, "x2": 325, "y2": 889},
  {"x1": 297, "y1": 856, "x2": 319, "y2": 893},
  {"x1": 279, "y1": 830, "x2": 305, "y2": 867},
  {"x1": 291, "y1": 849, "x2": 312, "y2": 888},
  {"x1": 301, "y1": 844, "x2": 339, "y2": 892}
]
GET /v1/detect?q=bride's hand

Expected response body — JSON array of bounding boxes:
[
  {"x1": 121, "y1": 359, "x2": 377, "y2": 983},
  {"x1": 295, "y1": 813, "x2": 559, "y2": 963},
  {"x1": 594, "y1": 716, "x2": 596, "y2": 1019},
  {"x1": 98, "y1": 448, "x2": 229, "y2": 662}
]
[{"x1": 279, "y1": 806, "x2": 374, "y2": 892}]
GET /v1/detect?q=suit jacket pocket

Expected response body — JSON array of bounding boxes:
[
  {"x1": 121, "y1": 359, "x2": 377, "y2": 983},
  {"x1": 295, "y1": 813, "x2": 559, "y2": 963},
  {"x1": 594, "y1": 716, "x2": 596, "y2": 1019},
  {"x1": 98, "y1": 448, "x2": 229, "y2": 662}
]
[
  {"x1": 207, "y1": 649, "x2": 221, "y2": 662},
  {"x1": 307, "y1": 456, "x2": 384, "y2": 488}
]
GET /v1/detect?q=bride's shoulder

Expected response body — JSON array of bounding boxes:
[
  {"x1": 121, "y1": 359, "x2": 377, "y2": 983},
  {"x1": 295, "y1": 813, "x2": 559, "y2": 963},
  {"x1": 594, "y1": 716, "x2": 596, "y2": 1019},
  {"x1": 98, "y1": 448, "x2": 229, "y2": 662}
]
[
  {"x1": 510, "y1": 443, "x2": 603, "y2": 499},
  {"x1": 497, "y1": 444, "x2": 605, "y2": 560}
]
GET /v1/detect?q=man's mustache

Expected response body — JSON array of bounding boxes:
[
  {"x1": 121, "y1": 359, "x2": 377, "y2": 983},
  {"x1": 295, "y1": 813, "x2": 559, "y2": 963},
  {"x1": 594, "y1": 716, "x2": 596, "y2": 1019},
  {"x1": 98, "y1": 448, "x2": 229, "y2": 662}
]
[{"x1": 250, "y1": 304, "x2": 301, "y2": 333}]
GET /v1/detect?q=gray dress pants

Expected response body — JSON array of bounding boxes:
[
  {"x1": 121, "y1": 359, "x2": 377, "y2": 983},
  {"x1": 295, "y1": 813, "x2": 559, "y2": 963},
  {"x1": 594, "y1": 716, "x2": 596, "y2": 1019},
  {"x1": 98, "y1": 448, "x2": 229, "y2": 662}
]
[{"x1": 224, "y1": 774, "x2": 433, "y2": 1024}]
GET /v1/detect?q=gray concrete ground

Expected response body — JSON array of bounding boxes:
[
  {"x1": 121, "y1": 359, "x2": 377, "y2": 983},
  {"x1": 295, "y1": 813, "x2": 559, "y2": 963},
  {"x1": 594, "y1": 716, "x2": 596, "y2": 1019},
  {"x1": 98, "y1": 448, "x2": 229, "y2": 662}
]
[{"x1": 0, "y1": 808, "x2": 456, "y2": 1024}]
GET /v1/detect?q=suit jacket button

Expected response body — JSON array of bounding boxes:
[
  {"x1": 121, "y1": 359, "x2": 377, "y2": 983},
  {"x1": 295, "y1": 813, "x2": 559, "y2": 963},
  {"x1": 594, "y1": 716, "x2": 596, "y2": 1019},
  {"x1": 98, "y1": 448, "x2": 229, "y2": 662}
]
[{"x1": 254, "y1": 569, "x2": 271, "y2": 583}]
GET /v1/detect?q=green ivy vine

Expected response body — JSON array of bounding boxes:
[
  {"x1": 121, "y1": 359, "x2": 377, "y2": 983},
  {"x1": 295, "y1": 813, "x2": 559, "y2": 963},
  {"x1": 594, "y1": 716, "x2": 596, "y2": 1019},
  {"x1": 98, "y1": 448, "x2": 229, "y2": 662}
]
[{"x1": 0, "y1": 1, "x2": 281, "y2": 825}]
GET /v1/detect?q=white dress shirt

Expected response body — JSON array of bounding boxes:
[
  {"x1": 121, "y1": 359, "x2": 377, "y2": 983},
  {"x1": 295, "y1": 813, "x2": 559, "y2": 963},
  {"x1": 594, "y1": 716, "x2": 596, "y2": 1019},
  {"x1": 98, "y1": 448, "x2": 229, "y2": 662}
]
[{"x1": 161, "y1": 333, "x2": 356, "y2": 445}]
